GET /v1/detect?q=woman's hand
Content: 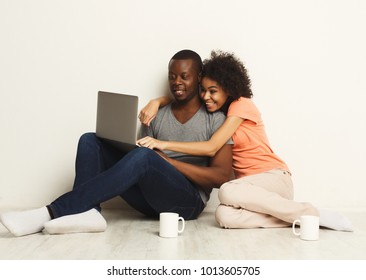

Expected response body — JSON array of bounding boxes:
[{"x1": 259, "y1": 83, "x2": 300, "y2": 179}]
[
  {"x1": 137, "y1": 136, "x2": 168, "y2": 151},
  {"x1": 138, "y1": 100, "x2": 160, "y2": 126}
]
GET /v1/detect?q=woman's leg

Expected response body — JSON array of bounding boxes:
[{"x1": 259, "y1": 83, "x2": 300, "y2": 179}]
[
  {"x1": 216, "y1": 169, "x2": 353, "y2": 231},
  {"x1": 216, "y1": 169, "x2": 318, "y2": 228},
  {"x1": 215, "y1": 204, "x2": 290, "y2": 229}
]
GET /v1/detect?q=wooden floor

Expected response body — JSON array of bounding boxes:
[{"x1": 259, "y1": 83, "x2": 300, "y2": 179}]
[{"x1": 0, "y1": 206, "x2": 365, "y2": 260}]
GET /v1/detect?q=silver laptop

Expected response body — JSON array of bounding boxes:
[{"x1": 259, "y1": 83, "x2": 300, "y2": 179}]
[{"x1": 96, "y1": 91, "x2": 139, "y2": 152}]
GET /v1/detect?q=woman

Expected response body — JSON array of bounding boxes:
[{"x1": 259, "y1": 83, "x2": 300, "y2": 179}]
[{"x1": 138, "y1": 50, "x2": 353, "y2": 231}]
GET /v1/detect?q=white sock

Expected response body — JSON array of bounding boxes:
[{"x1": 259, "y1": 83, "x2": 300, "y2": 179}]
[
  {"x1": 319, "y1": 208, "x2": 354, "y2": 232},
  {"x1": 43, "y1": 209, "x2": 107, "y2": 234},
  {"x1": 0, "y1": 207, "x2": 51, "y2": 237}
]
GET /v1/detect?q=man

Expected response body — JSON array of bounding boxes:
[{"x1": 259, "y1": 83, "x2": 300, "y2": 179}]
[{"x1": 0, "y1": 50, "x2": 232, "y2": 237}]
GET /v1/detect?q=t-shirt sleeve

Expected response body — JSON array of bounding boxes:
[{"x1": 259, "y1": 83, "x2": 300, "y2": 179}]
[{"x1": 227, "y1": 98, "x2": 260, "y2": 124}]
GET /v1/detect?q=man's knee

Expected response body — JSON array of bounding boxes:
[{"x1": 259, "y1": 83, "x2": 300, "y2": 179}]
[
  {"x1": 129, "y1": 147, "x2": 157, "y2": 160},
  {"x1": 125, "y1": 147, "x2": 162, "y2": 168},
  {"x1": 78, "y1": 132, "x2": 98, "y2": 146}
]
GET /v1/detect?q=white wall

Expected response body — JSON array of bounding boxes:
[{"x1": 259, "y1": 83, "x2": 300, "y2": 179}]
[{"x1": 1, "y1": 0, "x2": 365, "y2": 210}]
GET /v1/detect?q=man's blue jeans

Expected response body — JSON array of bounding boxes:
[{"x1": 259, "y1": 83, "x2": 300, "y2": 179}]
[{"x1": 48, "y1": 133, "x2": 205, "y2": 220}]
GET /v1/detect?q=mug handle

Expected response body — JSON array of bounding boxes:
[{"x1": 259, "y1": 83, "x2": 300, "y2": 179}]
[
  {"x1": 292, "y1": 219, "x2": 301, "y2": 236},
  {"x1": 178, "y1": 217, "x2": 185, "y2": 234}
]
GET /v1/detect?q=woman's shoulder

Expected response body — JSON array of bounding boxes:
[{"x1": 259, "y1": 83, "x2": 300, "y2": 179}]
[
  {"x1": 231, "y1": 97, "x2": 254, "y2": 106},
  {"x1": 229, "y1": 97, "x2": 257, "y2": 112},
  {"x1": 228, "y1": 97, "x2": 261, "y2": 122}
]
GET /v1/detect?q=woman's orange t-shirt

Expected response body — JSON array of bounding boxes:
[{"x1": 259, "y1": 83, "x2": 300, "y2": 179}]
[{"x1": 227, "y1": 97, "x2": 289, "y2": 178}]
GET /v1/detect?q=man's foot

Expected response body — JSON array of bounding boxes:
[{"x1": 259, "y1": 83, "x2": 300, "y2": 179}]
[
  {"x1": 43, "y1": 209, "x2": 107, "y2": 234},
  {"x1": 0, "y1": 207, "x2": 51, "y2": 237}
]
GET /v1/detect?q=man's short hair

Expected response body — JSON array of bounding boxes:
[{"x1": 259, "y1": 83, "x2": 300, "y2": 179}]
[{"x1": 170, "y1": 50, "x2": 203, "y2": 73}]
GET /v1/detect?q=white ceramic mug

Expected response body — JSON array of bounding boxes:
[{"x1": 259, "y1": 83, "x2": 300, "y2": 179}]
[
  {"x1": 159, "y1": 212, "x2": 185, "y2": 238},
  {"x1": 292, "y1": 215, "x2": 319, "y2": 241}
]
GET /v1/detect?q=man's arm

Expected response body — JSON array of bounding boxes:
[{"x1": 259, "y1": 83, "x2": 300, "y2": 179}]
[{"x1": 159, "y1": 144, "x2": 233, "y2": 189}]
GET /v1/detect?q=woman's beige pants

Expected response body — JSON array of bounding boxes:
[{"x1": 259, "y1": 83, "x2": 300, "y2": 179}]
[{"x1": 215, "y1": 169, "x2": 319, "y2": 228}]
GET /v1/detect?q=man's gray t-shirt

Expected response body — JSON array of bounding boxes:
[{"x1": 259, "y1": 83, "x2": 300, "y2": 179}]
[{"x1": 140, "y1": 103, "x2": 228, "y2": 204}]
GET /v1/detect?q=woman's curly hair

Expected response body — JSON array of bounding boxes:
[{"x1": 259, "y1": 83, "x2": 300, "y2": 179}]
[{"x1": 202, "y1": 50, "x2": 253, "y2": 113}]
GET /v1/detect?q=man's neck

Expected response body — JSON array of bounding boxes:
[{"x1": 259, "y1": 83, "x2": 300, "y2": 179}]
[{"x1": 171, "y1": 95, "x2": 202, "y2": 124}]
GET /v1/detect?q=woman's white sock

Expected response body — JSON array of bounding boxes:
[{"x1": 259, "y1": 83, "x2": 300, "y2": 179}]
[
  {"x1": 43, "y1": 209, "x2": 107, "y2": 234},
  {"x1": 0, "y1": 207, "x2": 51, "y2": 237},
  {"x1": 319, "y1": 208, "x2": 354, "y2": 231}
]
